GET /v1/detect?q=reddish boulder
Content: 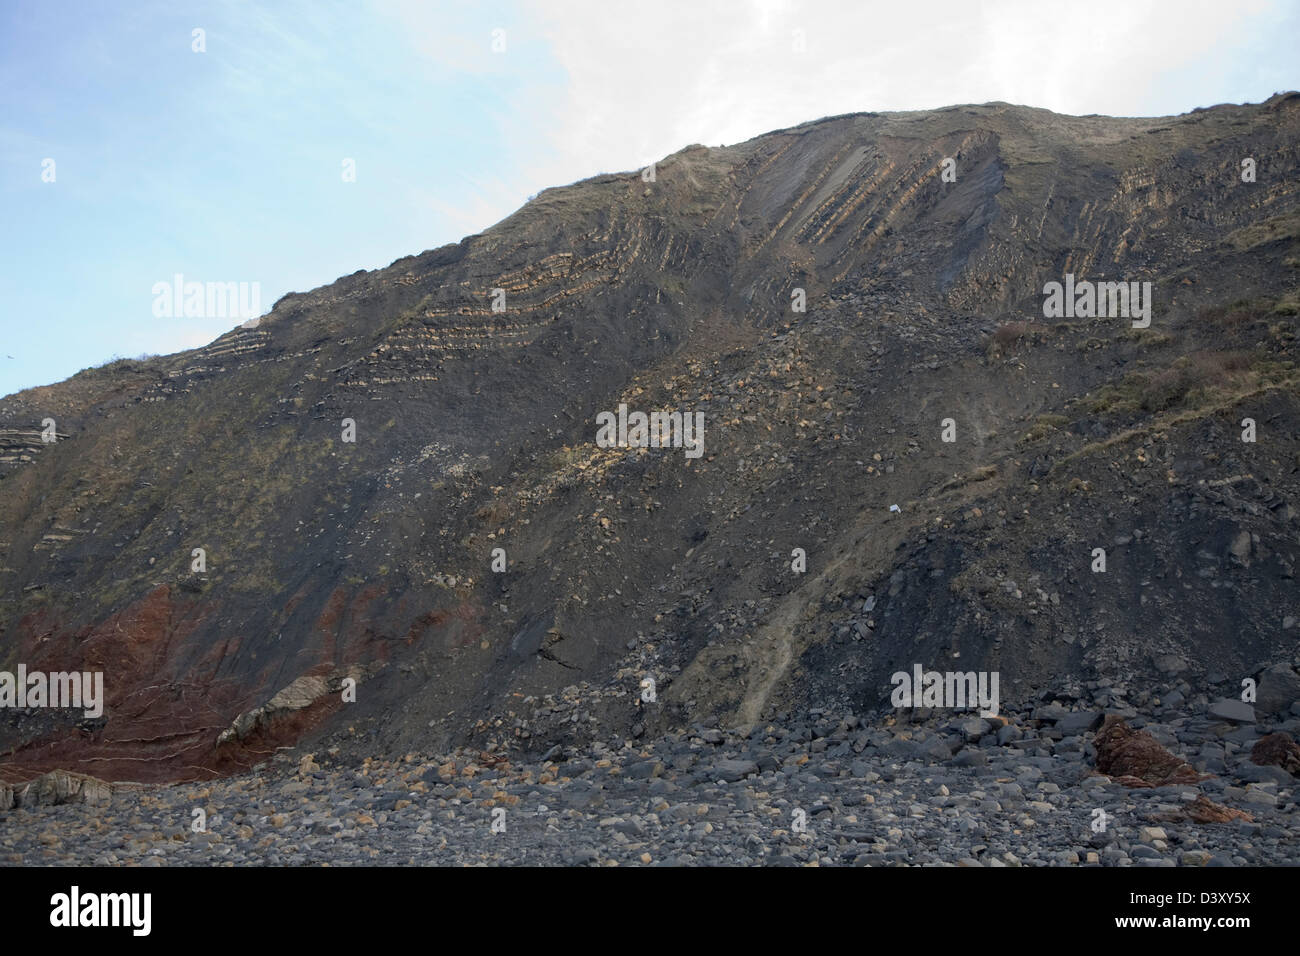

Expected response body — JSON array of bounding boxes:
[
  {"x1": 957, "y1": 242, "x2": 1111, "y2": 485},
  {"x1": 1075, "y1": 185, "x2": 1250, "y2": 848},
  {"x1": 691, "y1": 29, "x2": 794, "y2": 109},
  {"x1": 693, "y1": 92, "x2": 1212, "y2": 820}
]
[
  {"x1": 1182, "y1": 795, "x2": 1254, "y2": 824},
  {"x1": 1251, "y1": 732, "x2": 1300, "y2": 775},
  {"x1": 1093, "y1": 715, "x2": 1207, "y2": 787}
]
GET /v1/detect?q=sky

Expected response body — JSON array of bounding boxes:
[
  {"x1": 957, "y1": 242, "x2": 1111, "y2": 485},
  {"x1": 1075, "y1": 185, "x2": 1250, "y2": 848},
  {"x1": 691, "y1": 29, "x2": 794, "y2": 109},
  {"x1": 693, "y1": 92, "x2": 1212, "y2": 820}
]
[{"x1": 1, "y1": 0, "x2": 1297, "y2": 397}]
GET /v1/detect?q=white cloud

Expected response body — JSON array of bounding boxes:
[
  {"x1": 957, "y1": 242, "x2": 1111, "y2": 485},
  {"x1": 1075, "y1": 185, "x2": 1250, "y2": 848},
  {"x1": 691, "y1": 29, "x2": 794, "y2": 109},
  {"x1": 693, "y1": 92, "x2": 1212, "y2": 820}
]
[
  {"x1": 373, "y1": 0, "x2": 543, "y2": 75},
  {"x1": 523, "y1": 0, "x2": 1283, "y2": 175},
  {"x1": 377, "y1": 0, "x2": 1293, "y2": 241}
]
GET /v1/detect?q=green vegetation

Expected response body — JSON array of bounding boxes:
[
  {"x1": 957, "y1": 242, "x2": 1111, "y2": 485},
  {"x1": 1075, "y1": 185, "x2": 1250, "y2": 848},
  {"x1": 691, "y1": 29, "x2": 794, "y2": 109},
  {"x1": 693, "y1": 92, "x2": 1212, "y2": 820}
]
[
  {"x1": 1272, "y1": 291, "x2": 1300, "y2": 315},
  {"x1": 1120, "y1": 327, "x2": 1174, "y2": 346},
  {"x1": 1020, "y1": 413, "x2": 1071, "y2": 444},
  {"x1": 1085, "y1": 350, "x2": 1294, "y2": 417}
]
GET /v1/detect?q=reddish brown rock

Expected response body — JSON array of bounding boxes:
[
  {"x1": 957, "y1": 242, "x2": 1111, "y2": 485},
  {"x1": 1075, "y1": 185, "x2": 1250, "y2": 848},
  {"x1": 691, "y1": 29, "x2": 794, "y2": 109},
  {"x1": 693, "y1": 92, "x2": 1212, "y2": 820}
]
[
  {"x1": 1093, "y1": 715, "x2": 1208, "y2": 787},
  {"x1": 1150, "y1": 794, "x2": 1255, "y2": 825},
  {"x1": 1251, "y1": 732, "x2": 1300, "y2": 775},
  {"x1": 1181, "y1": 795, "x2": 1254, "y2": 824}
]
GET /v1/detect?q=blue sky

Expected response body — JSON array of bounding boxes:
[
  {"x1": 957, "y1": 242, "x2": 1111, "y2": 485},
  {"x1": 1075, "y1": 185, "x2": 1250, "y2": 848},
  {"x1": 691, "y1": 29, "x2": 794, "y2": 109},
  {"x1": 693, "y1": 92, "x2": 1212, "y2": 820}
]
[{"x1": 2, "y1": 0, "x2": 1297, "y2": 397}]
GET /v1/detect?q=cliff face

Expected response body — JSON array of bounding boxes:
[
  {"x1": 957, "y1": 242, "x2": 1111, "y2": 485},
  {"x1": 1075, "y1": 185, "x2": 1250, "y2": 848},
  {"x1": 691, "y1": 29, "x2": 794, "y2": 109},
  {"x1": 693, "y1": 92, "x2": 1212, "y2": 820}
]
[{"x1": 2, "y1": 95, "x2": 1298, "y2": 783}]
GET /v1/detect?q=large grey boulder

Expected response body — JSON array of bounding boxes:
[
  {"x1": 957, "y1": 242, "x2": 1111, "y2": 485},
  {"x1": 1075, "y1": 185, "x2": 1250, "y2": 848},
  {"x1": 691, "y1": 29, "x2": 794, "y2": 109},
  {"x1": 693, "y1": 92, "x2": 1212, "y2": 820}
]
[
  {"x1": 1256, "y1": 664, "x2": 1300, "y2": 717},
  {"x1": 1208, "y1": 698, "x2": 1256, "y2": 724}
]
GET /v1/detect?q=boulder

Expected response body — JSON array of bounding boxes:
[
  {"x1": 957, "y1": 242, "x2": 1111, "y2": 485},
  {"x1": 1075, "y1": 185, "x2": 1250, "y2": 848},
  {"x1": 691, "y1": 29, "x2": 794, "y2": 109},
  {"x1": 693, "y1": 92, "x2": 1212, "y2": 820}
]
[
  {"x1": 1251, "y1": 732, "x2": 1300, "y2": 775},
  {"x1": 1208, "y1": 698, "x2": 1256, "y2": 724},
  {"x1": 217, "y1": 664, "x2": 373, "y2": 745},
  {"x1": 1093, "y1": 716, "x2": 1206, "y2": 787},
  {"x1": 1153, "y1": 654, "x2": 1188, "y2": 675},
  {"x1": 1181, "y1": 795, "x2": 1253, "y2": 824},
  {"x1": 712, "y1": 759, "x2": 758, "y2": 782},
  {"x1": 15, "y1": 770, "x2": 112, "y2": 808},
  {"x1": 1256, "y1": 664, "x2": 1300, "y2": 717},
  {"x1": 1056, "y1": 711, "x2": 1103, "y2": 735}
]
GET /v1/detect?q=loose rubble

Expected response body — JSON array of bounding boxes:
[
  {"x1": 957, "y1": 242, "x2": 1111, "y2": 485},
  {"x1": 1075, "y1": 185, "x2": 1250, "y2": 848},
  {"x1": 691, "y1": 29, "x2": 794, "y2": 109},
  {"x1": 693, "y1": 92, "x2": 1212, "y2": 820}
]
[{"x1": 6, "y1": 691, "x2": 1297, "y2": 867}]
